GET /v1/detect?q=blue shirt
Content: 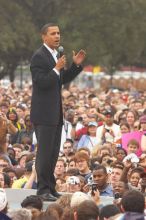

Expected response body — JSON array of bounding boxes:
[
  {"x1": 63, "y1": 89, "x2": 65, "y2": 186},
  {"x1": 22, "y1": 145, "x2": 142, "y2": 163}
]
[{"x1": 100, "y1": 184, "x2": 113, "y2": 197}]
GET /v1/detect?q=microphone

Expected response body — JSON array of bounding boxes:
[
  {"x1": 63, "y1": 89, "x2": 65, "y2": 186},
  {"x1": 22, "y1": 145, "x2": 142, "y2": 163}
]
[{"x1": 58, "y1": 46, "x2": 64, "y2": 58}]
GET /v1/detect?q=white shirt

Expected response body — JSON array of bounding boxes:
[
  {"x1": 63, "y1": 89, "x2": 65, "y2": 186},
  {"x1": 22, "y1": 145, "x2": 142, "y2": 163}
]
[
  {"x1": 96, "y1": 123, "x2": 121, "y2": 144},
  {"x1": 43, "y1": 43, "x2": 60, "y2": 76}
]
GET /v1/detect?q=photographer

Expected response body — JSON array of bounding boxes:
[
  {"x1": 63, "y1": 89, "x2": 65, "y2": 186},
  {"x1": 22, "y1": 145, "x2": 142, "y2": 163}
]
[
  {"x1": 66, "y1": 176, "x2": 81, "y2": 193},
  {"x1": 120, "y1": 156, "x2": 144, "y2": 189},
  {"x1": 0, "y1": 111, "x2": 18, "y2": 154},
  {"x1": 91, "y1": 164, "x2": 113, "y2": 197},
  {"x1": 96, "y1": 109, "x2": 121, "y2": 144}
]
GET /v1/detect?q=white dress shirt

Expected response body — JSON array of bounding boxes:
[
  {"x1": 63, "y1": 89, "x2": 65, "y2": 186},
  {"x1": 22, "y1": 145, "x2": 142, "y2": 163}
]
[{"x1": 43, "y1": 43, "x2": 60, "y2": 76}]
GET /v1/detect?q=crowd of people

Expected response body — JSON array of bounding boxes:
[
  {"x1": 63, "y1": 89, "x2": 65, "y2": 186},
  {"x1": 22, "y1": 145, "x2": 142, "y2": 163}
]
[{"x1": 0, "y1": 81, "x2": 146, "y2": 219}]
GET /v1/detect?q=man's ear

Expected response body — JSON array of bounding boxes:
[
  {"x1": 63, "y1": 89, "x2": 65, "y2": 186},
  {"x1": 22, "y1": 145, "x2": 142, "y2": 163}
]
[{"x1": 74, "y1": 211, "x2": 77, "y2": 220}]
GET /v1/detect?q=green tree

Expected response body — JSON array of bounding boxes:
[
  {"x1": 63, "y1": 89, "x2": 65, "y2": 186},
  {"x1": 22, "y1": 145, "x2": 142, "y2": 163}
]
[
  {"x1": 1, "y1": 0, "x2": 146, "y2": 81},
  {"x1": 0, "y1": 0, "x2": 38, "y2": 81}
]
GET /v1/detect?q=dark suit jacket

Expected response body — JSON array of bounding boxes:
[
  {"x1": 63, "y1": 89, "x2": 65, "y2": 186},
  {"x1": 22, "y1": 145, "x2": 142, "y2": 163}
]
[{"x1": 30, "y1": 45, "x2": 82, "y2": 125}]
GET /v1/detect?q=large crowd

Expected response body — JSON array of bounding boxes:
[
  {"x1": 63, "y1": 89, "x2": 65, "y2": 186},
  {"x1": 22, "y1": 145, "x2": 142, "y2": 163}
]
[{"x1": 0, "y1": 80, "x2": 146, "y2": 219}]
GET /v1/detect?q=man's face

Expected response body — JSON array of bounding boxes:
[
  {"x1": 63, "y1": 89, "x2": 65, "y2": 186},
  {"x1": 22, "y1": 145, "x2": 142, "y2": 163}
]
[
  {"x1": 13, "y1": 147, "x2": 22, "y2": 159},
  {"x1": 76, "y1": 159, "x2": 89, "y2": 173},
  {"x1": 105, "y1": 114, "x2": 114, "y2": 125},
  {"x1": 113, "y1": 181, "x2": 127, "y2": 196},
  {"x1": 93, "y1": 169, "x2": 108, "y2": 188},
  {"x1": 110, "y1": 168, "x2": 123, "y2": 185},
  {"x1": 54, "y1": 160, "x2": 65, "y2": 176},
  {"x1": 63, "y1": 142, "x2": 72, "y2": 155},
  {"x1": 42, "y1": 26, "x2": 60, "y2": 49}
]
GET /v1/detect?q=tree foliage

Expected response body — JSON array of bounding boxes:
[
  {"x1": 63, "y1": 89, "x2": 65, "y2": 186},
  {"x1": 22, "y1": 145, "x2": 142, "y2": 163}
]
[{"x1": 1, "y1": 0, "x2": 146, "y2": 81}]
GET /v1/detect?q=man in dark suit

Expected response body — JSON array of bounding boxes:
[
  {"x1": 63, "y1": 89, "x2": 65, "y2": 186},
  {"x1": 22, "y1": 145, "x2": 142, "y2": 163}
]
[{"x1": 30, "y1": 23, "x2": 86, "y2": 201}]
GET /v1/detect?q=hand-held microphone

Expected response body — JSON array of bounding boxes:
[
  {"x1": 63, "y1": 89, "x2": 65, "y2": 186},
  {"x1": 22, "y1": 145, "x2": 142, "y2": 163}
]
[{"x1": 58, "y1": 46, "x2": 64, "y2": 58}]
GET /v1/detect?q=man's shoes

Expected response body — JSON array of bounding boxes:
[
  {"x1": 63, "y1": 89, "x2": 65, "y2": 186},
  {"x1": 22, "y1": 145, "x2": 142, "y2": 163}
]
[
  {"x1": 38, "y1": 193, "x2": 57, "y2": 202},
  {"x1": 51, "y1": 191, "x2": 62, "y2": 198}
]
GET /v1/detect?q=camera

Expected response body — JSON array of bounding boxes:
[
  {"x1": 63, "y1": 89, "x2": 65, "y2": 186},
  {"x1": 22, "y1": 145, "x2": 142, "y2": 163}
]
[
  {"x1": 24, "y1": 145, "x2": 30, "y2": 151},
  {"x1": 107, "y1": 159, "x2": 113, "y2": 165},
  {"x1": 114, "y1": 192, "x2": 121, "y2": 200},
  {"x1": 106, "y1": 128, "x2": 110, "y2": 132},
  {"x1": 78, "y1": 117, "x2": 83, "y2": 122}
]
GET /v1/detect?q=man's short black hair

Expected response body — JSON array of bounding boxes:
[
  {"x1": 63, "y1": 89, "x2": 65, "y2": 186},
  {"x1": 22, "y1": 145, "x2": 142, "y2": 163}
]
[
  {"x1": 99, "y1": 204, "x2": 120, "y2": 220},
  {"x1": 93, "y1": 164, "x2": 107, "y2": 174},
  {"x1": 41, "y1": 23, "x2": 58, "y2": 35},
  {"x1": 121, "y1": 190, "x2": 145, "y2": 213},
  {"x1": 21, "y1": 195, "x2": 43, "y2": 210}
]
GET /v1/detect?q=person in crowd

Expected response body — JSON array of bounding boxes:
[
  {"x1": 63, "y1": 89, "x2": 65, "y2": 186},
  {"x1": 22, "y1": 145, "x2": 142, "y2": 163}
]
[
  {"x1": 99, "y1": 204, "x2": 120, "y2": 220},
  {"x1": 110, "y1": 162, "x2": 124, "y2": 187},
  {"x1": 45, "y1": 203, "x2": 63, "y2": 220},
  {"x1": 73, "y1": 200, "x2": 99, "y2": 220},
  {"x1": 3, "y1": 167, "x2": 17, "y2": 187},
  {"x1": 0, "y1": 111, "x2": 18, "y2": 154},
  {"x1": 30, "y1": 22, "x2": 86, "y2": 202},
  {"x1": 119, "y1": 190, "x2": 145, "y2": 220},
  {"x1": 92, "y1": 164, "x2": 113, "y2": 197},
  {"x1": 126, "y1": 138, "x2": 140, "y2": 155},
  {"x1": 140, "y1": 115, "x2": 146, "y2": 152},
  {"x1": 12, "y1": 144, "x2": 23, "y2": 161},
  {"x1": 21, "y1": 195, "x2": 43, "y2": 220},
  {"x1": 12, "y1": 160, "x2": 37, "y2": 189},
  {"x1": 8, "y1": 208, "x2": 32, "y2": 220},
  {"x1": 57, "y1": 193, "x2": 72, "y2": 209},
  {"x1": 54, "y1": 158, "x2": 66, "y2": 179},
  {"x1": 16, "y1": 114, "x2": 34, "y2": 145},
  {"x1": 0, "y1": 188, "x2": 11, "y2": 220},
  {"x1": 114, "y1": 148, "x2": 127, "y2": 162},
  {"x1": 60, "y1": 139, "x2": 74, "y2": 162},
  {"x1": 0, "y1": 156, "x2": 10, "y2": 172},
  {"x1": 77, "y1": 121, "x2": 100, "y2": 153},
  {"x1": 7, "y1": 147, "x2": 17, "y2": 166},
  {"x1": 6, "y1": 108, "x2": 22, "y2": 144},
  {"x1": 113, "y1": 181, "x2": 129, "y2": 199},
  {"x1": 74, "y1": 151, "x2": 92, "y2": 182},
  {"x1": 67, "y1": 158, "x2": 77, "y2": 170},
  {"x1": 119, "y1": 122, "x2": 130, "y2": 134},
  {"x1": 96, "y1": 109, "x2": 121, "y2": 145},
  {"x1": 66, "y1": 176, "x2": 82, "y2": 193},
  {"x1": 73, "y1": 113, "x2": 89, "y2": 141},
  {"x1": 126, "y1": 110, "x2": 138, "y2": 131}
]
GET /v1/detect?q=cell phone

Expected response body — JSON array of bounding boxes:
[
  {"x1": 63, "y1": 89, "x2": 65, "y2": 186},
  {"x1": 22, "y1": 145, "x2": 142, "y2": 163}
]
[{"x1": 91, "y1": 183, "x2": 97, "y2": 196}]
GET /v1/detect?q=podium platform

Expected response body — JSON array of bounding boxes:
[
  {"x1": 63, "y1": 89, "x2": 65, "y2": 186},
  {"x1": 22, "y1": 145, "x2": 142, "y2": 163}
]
[
  {"x1": 5, "y1": 189, "x2": 51, "y2": 210},
  {"x1": 5, "y1": 189, "x2": 114, "y2": 210}
]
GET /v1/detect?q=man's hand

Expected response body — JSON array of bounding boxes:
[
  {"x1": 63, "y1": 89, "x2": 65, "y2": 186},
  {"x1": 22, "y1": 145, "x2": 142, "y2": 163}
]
[
  {"x1": 73, "y1": 50, "x2": 86, "y2": 65},
  {"x1": 55, "y1": 55, "x2": 67, "y2": 71}
]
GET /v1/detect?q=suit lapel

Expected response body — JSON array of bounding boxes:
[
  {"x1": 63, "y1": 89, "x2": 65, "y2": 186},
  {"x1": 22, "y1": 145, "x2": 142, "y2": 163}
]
[{"x1": 41, "y1": 45, "x2": 56, "y2": 67}]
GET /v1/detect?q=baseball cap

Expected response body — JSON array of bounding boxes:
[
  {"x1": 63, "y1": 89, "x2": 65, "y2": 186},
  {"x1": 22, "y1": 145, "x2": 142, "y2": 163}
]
[
  {"x1": 0, "y1": 189, "x2": 7, "y2": 211},
  {"x1": 103, "y1": 109, "x2": 113, "y2": 116},
  {"x1": 88, "y1": 121, "x2": 98, "y2": 127}
]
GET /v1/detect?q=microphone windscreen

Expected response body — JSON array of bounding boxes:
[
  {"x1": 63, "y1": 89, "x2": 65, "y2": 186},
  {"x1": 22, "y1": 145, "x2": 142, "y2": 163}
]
[{"x1": 58, "y1": 46, "x2": 64, "y2": 57}]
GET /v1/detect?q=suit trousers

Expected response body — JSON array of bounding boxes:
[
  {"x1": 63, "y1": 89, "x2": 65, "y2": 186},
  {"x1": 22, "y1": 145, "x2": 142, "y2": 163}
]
[{"x1": 34, "y1": 124, "x2": 62, "y2": 195}]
